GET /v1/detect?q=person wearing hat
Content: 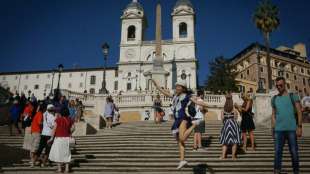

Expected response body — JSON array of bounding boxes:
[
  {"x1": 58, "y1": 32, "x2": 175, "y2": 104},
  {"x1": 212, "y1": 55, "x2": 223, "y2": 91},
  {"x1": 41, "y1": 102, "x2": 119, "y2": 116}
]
[
  {"x1": 151, "y1": 79, "x2": 208, "y2": 169},
  {"x1": 36, "y1": 104, "x2": 55, "y2": 167}
]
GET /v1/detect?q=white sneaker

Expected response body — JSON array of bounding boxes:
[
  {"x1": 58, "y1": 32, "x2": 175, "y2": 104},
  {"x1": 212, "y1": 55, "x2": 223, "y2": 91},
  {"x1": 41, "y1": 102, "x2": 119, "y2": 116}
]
[{"x1": 177, "y1": 160, "x2": 188, "y2": 169}]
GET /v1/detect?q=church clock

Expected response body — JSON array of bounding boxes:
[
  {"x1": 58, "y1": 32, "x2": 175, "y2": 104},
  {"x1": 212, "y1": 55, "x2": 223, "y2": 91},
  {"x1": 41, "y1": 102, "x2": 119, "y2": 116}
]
[{"x1": 125, "y1": 49, "x2": 136, "y2": 59}]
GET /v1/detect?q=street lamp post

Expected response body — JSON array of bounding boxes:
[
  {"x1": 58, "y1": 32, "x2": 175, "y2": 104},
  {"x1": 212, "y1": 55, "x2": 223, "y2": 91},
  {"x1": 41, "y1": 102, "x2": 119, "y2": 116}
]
[
  {"x1": 55, "y1": 64, "x2": 64, "y2": 99},
  {"x1": 188, "y1": 73, "x2": 191, "y2": 89},
  {"x1": 100, "y1": 43, "x2": 109, "y2": 94},
  {"x1": 135, "y1": 74, "x2": 138, "y2": 91},
  {"x1": 49, "y1": 69, "x2": 56, "y2": 96}
]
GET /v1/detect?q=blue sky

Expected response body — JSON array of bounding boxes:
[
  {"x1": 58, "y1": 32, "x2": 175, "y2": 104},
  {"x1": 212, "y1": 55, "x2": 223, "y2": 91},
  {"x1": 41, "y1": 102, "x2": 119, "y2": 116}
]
[{"x1": 0, "y1": 0, "x2": 309, "y2": 85}]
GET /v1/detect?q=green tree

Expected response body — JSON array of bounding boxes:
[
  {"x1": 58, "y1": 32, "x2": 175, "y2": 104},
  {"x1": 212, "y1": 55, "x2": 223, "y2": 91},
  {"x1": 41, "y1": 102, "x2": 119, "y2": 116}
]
[
  {"x1": 253, "y1": 0, "x2": 280, "y2": 90},
  {"x1": 205, "y1": 56, "x2": 239, "y2": 94}
]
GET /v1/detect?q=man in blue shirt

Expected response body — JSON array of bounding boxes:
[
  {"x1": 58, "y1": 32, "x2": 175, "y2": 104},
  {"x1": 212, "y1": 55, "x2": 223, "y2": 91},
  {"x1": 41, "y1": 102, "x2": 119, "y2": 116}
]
[
  {"x1": 271, "y1": 77, "x2": 303, "y2": 174},
  {"x1": 9, "y1": 100, "x2": 22, "y2": 136}
]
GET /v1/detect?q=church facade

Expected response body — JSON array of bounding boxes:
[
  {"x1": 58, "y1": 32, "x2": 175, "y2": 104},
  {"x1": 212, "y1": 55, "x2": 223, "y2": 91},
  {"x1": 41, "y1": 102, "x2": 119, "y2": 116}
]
[
  {"x1": 0, "y1": 0, "x2": 198, "y2": 100},
  {"x1": 118, "y1": 0, "x2": 197, "y2": 92}
]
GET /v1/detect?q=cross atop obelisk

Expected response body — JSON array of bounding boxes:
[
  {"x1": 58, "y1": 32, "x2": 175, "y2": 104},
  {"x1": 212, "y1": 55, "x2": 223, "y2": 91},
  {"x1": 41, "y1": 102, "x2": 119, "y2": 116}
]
[{"x1": 153, "y1": 2, "x2": 164, "y2": 70}]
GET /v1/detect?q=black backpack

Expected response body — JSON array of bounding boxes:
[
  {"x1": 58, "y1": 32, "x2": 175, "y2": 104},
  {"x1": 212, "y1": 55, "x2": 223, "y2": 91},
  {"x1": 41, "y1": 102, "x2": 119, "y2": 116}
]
[
  {"x1": 22, "y1": 116, "x2": 32, "y2": 128},
  {"x1": 185, "y1": 101, "x2": 197, "y2": 117}
]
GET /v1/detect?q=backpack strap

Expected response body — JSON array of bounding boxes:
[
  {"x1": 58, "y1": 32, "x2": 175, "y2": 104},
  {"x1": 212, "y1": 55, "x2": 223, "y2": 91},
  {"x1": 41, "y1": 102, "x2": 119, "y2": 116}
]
[
  {"x1": 289, "y1": 93, "x2": 300, "y2": 125},
  {"x1": 289, "y1": 93, "x2": 297, "y2": 113},
  {"x1": 185, "y1": 101, "x2": 192, "y2": 117}
]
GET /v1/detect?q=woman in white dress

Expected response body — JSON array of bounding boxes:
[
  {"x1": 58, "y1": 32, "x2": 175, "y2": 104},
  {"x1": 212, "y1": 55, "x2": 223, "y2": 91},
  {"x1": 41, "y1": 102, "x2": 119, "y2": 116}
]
[{"x1": 48, "y1": 107, "x2": 75, "y2": 173}]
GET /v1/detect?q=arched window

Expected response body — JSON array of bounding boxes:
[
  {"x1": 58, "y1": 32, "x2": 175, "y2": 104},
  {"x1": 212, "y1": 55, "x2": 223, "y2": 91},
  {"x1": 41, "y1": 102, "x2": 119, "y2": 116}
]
[
  {"x1": 127, "y1": 25, "x2": 136, "y2": 40},
  {"x1": 179, "y1": 22, "x2": 187, "y2": 38}
]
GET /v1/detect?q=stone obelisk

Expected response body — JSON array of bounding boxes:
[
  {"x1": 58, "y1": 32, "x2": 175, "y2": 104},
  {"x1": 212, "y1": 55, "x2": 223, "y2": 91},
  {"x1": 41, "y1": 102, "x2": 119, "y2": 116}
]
[
  {"x1": 151, "y1": 2, "x2": 168, "y2": 87},
  {"x1": 154, "y1": 3, "x2": 163, "y2": 67}
]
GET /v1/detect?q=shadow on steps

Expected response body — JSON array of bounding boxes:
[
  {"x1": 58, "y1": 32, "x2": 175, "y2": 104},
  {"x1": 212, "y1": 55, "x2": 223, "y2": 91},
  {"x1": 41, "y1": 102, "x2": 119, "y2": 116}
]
[
  {"x1": 0, "y1": 144, "x2": 28, "y2": 168},
  {"x1": 191, "y1": 163, "x2": 215, "y2": 174}
]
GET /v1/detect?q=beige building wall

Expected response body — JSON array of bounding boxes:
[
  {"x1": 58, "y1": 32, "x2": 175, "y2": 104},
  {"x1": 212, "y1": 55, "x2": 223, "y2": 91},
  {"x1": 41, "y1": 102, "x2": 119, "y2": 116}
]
[{"x1": 231, "y1": 43, "x2": 310, "y2": 96}]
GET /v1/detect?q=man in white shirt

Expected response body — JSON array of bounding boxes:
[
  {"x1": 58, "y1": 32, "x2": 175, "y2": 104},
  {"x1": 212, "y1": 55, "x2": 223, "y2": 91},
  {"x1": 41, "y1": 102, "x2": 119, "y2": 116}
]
[
  {"x1": 301, "y1": 93, "x2": 310, "y2": 123},
  {"x1": 36, "y1": 104, "x2": 55, "y2": 167}
]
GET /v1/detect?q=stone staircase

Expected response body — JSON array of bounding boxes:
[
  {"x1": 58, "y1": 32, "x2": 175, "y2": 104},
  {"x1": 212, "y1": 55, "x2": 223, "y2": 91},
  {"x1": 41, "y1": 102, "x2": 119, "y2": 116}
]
[{"x1": 1, "y1": 121, "x2": 310, "y2": 174}]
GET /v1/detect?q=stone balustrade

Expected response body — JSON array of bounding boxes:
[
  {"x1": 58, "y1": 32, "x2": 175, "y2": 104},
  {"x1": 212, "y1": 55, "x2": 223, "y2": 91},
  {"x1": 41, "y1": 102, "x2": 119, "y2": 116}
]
[{"x1": 61, "y1": 89, "x2": 243, "y2": 109}]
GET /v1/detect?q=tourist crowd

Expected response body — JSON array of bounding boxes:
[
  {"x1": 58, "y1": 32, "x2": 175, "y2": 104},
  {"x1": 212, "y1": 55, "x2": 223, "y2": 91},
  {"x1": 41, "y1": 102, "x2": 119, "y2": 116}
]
[
  {"x1": 6, "y1": 76, "x2": 310, "y2": 174},
  {"x1": 152, "y1": 77, "x2": 308, "y2": 174},
  {"x1": 8, "y1": 93, "x2": 83, "y2": 172}
]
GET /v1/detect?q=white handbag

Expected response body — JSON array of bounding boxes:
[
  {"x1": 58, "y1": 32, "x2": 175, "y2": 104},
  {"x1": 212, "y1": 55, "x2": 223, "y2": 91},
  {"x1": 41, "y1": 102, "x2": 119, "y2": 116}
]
[{"x1": 69, "y1": 137, "x2": 76, "y2": 148}]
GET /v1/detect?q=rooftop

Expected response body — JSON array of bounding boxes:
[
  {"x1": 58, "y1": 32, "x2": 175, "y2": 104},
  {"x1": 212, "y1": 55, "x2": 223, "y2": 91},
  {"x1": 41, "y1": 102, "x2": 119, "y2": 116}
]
[
  {"x1": 230, "y1": 42, "x2": 310, "y2": 65},
  {"x1": 174, "y1": 0, "x2": 193, "y2": 9},
  {"x1": 125, "y1": 1, "x2": 144, "y2": 11}
]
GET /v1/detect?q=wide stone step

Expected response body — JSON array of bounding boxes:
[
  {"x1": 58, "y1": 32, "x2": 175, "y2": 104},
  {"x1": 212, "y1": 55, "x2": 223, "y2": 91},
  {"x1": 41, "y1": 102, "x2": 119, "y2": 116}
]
[
  {"x1": 70, "y1": 153, "x2": 310, "y2": 158},
  {"x1": 72, "y1": 143, "x2": 310, "y2": 148},
  {"x1": 3, "y1": 165, "x2": 310, "y2": 172},
  {"x1": 17, "y1": 157, "x2": 310, "y2": 163},
  {"x1": 10, "y1": 161, "x2": 310, "y2": 171},
  {"x1": 73, "y1": 150, "x2": 310, "y2": 155},
  {"x1": 3, "y1": 167, "x2": 310, "y2": 174},
  {"x1": 74, "y1": 146, "x2": 310, "y2": 151},
  {"x1": 0, "y1": 172, "x2": 281, "y2": 174},
  {"x1": 1, "y1": 121, "x2": 309, "y2": 174},
  {"x1": 2, "y1": 137, "x2": 309, "y2": 143}
]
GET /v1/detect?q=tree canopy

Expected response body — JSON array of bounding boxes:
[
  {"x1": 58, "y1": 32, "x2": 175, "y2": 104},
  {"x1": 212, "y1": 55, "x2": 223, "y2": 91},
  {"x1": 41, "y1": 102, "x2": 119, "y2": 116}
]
[{"x1": 205, "y1": 56, "x2": 239, "y2": 94}]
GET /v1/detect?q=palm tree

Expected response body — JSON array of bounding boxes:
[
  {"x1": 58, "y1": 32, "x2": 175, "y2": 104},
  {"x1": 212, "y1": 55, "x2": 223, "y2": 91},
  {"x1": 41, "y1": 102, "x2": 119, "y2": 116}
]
[{"x1": 253, "y1": 0, "x2": 280, "y2": 90}]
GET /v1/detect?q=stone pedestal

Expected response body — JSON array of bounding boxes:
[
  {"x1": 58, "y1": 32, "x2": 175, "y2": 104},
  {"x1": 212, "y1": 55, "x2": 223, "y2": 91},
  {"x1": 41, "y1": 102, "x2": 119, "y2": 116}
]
[
  {"x1": 151, "y1": 71, "x2": 168, "y2": 88},
  {"x1": 84, "y1": 115, "x2": 104, "y2": 131},
  {"x1": 253, "y1": 93, "x2": 272, "y2": 128},
  {"x1": 72, "y1": 122, "x2": 97, "y2": 136},
  {"x1": 303, "y1": 123, "x2": 310, "y2": 137}
]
